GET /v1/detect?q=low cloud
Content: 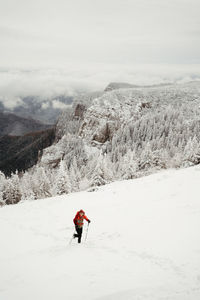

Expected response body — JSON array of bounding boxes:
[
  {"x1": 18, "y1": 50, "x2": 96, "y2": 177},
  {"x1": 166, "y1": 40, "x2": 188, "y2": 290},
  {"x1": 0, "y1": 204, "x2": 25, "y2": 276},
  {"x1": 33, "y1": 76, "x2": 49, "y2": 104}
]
[
  {"x1": 0, "y1": 96, "x2": 23, "y2": 110},
  {"x1": 41, "y1": 102, "x2": 50, "y2": 110},
  {"x1": 52, "y1": 100, "x2": 68, "y2": 110},
  {"x1": 0, "y1": 64, "x2": 200, "y2": 110}
]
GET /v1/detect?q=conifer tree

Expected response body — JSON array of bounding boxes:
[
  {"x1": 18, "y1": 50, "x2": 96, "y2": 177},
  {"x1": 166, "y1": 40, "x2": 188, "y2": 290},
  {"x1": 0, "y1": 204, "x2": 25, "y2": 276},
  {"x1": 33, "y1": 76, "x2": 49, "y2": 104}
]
[
  {"x1": 183, "y1": 136, "x2": 200, "y2": 166},
  {"x1": 0, "y1": 171, "x2": 6, "y2": 206},
  {"x1": 3, "y1": 173, "x2": 22, "y2": 205},
  {"x1": 56, "y1": 160, "x2": 71, "y2": 195}
]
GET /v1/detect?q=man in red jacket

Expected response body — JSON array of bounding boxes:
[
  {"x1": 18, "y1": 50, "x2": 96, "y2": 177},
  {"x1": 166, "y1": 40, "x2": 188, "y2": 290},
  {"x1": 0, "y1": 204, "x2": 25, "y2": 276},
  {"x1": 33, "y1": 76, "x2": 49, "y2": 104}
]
[{"x1": 73, "y1": 209, "x2": 91, "y2": 243}]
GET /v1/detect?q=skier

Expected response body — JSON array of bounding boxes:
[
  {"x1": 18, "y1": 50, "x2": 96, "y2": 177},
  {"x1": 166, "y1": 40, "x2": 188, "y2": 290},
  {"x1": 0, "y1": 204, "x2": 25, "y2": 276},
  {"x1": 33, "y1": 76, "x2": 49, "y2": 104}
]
[{"x1": 73, "y1": 209, "x2": 91, "y2": 243}]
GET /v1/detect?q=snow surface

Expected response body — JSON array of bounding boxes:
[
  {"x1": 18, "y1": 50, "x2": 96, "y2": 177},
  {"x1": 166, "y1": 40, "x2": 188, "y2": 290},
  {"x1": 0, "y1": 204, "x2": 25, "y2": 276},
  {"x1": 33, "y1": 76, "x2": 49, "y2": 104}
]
[{"x1": 0, "y1": 166, "x2": 200, "y2": 300}]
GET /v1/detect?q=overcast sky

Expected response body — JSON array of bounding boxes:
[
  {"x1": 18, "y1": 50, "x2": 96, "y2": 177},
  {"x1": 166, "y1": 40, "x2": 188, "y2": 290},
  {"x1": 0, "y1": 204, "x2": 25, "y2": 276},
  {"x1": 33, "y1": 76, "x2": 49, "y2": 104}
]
[{"x1": 0, "y1": 0, "x2": 200, "y2": 94}]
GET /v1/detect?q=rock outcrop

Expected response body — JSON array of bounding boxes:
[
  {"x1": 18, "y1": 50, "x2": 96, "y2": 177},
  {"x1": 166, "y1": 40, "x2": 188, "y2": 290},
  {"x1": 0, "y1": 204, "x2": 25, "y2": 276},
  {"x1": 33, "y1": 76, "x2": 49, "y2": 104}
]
[
  {"x1": 79, "y1": 88, "x2": 144, "y2": 143},
  {"x1": 74, "y1": 104, "x2": 86, "y2": 119}
]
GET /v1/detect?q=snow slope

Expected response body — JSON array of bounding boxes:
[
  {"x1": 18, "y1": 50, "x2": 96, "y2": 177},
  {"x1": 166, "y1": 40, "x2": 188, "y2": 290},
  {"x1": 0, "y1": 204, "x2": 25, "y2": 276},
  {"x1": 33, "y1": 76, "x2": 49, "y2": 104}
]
[{"x1": 0, "y1": 166, "x2": 200, "y2": 300}]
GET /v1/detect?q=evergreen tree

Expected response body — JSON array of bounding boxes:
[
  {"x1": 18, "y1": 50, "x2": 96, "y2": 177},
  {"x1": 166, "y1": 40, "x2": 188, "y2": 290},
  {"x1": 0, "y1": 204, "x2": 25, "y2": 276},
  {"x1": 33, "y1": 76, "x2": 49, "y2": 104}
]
[
  {"x1": 138, "y1": 143, "x2": 153, "y2": 171},
  {"x1": 183, "y1": 136, "x2": 200, "y2": 166},
  {"x1": 20, "y1": 172, "x2": 37, "y2": 201},
  {"x1": 56, "y1": 160, "x2": 71, "y2": 195},
  {"x1": 90, "y1": 153, "x2": 111, "y2": 187},
  {"x1": 3, "y1": 173, "x2": 22, "y2": 205},
  {"x1": 120, "y1": 150, "x2": 138, "y2": 180},
  {"x1": 31, "y1": 167, "x2": 52, "y2": 199},
  {"x1": 69, "y1": 157, "x2": 81, "y2": 192},
  {"x1": 0, "y1": 171, "x2": 6, "y2": 206}
]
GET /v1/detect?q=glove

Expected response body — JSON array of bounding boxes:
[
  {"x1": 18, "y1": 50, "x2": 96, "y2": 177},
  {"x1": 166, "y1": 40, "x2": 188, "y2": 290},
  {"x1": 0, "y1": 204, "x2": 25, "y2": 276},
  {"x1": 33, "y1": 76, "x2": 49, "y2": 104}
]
[{"x1": 88, "y1": 220, "x2": 91, "y2": 223}]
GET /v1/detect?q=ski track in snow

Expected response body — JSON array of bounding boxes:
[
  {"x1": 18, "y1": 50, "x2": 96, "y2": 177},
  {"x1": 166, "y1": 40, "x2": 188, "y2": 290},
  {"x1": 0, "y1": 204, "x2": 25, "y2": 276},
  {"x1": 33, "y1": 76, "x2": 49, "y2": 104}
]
[{"x1": 0, "y1": 166, "x2": 200, "y2": 300}]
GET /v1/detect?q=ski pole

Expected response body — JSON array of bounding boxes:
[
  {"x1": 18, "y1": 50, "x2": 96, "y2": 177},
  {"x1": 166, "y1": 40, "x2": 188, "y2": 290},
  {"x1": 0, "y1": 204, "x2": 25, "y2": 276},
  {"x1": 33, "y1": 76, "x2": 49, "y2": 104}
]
[{"x1": 85, "y1": 223, "x2": 89, "y2": 242}]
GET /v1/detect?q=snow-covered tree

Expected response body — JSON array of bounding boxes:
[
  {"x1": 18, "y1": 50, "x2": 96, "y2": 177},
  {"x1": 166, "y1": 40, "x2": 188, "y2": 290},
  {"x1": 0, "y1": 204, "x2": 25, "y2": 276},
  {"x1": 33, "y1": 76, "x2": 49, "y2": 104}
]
[
  {"x1": 32, "y1": 167, "x2": 52, "y2": 199},
  {"x1": 69, "y1": 157, "x2": 81, "y2": 192},
  {"x1": 3, "y1": 173, "x2": 22, "y2": 205},
  {"x1": 138, "y1": 143, "x2": 154, "y2": 171},
  {"x1": 55, "y1": 160, "x2": 71, "y2": 195},
  {"x1": 89, "y1": 153, "x2": 113, "y2": 187},
  {"x1": 20, "y1": 172, "x2": 36, "y2": 201},
  {"x1": 119, "y1": 150, "x2": 138, "y2": 180},
  {"x1": 183, "y1": 136, "x2": 200, "y2": 166},
  {"x1": 0, "y1": 171, "x2": 6, "y2": 206}
]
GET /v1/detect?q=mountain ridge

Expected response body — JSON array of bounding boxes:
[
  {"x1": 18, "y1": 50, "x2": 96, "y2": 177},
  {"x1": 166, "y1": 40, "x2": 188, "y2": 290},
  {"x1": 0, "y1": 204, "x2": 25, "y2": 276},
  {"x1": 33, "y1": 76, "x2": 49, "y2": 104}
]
[
  {"x1": 0, "y1": 111, "x2": 52, "y2": 136},
  {"x1": 0, "y1": 128, "x2": 55, "y2": 176},
  {"x1": 104, "y1": 81, "x2": 173, "y2": 92}
]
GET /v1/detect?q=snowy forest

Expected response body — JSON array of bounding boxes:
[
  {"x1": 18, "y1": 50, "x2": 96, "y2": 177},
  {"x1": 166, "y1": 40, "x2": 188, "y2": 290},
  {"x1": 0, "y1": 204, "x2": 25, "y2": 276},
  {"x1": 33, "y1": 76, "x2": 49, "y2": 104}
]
[{"x1": 1, "y1": 82, "x2": 200, "y2": 206}]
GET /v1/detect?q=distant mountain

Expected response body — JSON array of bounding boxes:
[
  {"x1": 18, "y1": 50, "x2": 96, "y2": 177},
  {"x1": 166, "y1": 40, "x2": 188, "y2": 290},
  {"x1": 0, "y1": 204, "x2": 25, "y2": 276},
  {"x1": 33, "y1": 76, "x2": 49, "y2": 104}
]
[
  {"x1": 0, "y1": 95, "x2": 73, "y2": 124},
  {"x1": 0, "y1": 112, "x2": 51, "y2": 136},
  {"x1": 0, "y1": 128, "x2": 55, "y2": 176},
  {"x1": 104, "y1": 82, "x2": 172, "y2": 92},
  {"x1": 104, "y1": 82, "x2": 139, "y2": 92}
]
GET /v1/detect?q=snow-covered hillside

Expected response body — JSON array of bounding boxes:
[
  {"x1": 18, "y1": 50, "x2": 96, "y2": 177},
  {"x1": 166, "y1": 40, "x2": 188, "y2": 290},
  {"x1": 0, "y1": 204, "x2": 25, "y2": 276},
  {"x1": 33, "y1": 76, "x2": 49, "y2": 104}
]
[
  {"x1": 0, "y1": 166, "x2": 200, "y2": 300},
  {"x1": 1, "y1": 81, "x2": 200, "y2": 205}
]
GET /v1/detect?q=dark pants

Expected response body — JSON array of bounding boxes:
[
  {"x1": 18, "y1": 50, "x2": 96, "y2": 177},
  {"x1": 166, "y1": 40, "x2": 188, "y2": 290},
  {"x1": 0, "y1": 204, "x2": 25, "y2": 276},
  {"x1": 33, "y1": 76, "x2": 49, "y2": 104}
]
[{"x1": 74, "y1": 225, "x2": 83, "y2": 243}]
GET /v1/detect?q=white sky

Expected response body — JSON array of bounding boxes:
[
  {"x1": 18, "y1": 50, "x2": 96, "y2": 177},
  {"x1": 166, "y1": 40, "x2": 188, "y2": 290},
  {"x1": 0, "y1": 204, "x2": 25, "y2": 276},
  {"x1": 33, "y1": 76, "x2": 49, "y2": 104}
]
[
  {"x1": 0, "y1": 0, "x2": 200, "y2": 94},
  {"x1": 1, "y1": 0, "x2": 200, "y2": 67}
]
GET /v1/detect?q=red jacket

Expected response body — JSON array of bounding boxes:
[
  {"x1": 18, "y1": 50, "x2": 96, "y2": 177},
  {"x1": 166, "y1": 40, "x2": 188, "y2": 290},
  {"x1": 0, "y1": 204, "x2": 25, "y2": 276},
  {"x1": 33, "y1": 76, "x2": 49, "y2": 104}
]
[{"x1": 73, "y1": 210, "x2": 89, "y2": 227}]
